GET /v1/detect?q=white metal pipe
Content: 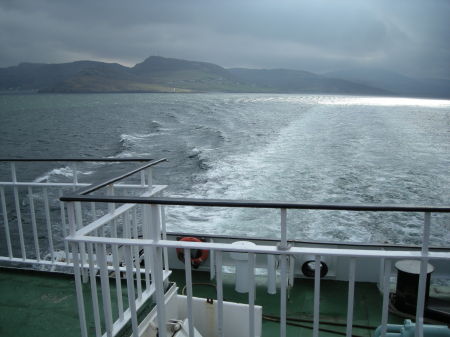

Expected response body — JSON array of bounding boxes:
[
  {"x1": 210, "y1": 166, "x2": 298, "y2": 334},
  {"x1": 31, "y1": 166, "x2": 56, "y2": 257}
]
[
  {"x1": 59, "y1": 190, "x2": 70, "y2": 265},
  {"x1": 267, "y1": 255, "x2": 276, "y2": 294},
  {"x1": 12, "y1": 184, "x2": 26, "y2": 259},
  {"x1": 0, "y1": 187, "x2": 13, "y2": 258},
  {"x1": 147, "y1": 168, "x2": 153, "y2": 192},
  {"x1": 87, "y1": 243, "x2": 102, "y2": 337},
  {"x1": 279, "y1": 255, "x2": 287, "y2": 337},
  {"x1": 215, "y1": 251, "x2": 224, "y2": 337},
  {"x1": 111, "y1": 243, "x2": 124, "y2": 320},
  {"x1": 346, "y1": 258, "x2": 356, "y2": 337},
  {"x1": 313, "y1": 255, "x2": 321, "y2": 337},
  {"x1": 73, "y1": 163, "x2": 78, "y2": 186},
  {"x1": 131, "y1": 210, "x2": 143, "y2": 299},
  {"x1": 0, "y1": 181, "x2": 90, "y2": 187},
  {"x1": 380, "y1": 259, "x2": 391, "y2": 337},
  {"x1": 66, "y1": 235, "x2": 450, "y2": 260},
  {"x1": 143, "y1": 205, "x2": 152, "y2": 289},
  {"x1": 67, "y1": 202, "x2": 76, "y2": 235},
  {"x1": 140, "y1": 170, "x2": 145, "y2": 187},
  {"x1": 90, "y1": 202, "x2": 97, "y2": 222},
  {"x1": 150, "y1": 204, "x2": 161, "y2": 240},
  {"x1": 0, "y1": 254, "x2": 150, "y2": 274},
  {"x1": 43, "y1": 187, "x2": 54, "y2": 262},
  {"x1": 150, "y1": 246, "x2": 167, "y2": 337},
  {"x1": 184, "y1": 248, "x2": 195, "y2": 337},
  {"x1": 0, "y1": 181, "x2": 164, "y2": 189},
  {"x1": 10, "y1": 162, "x2": 17, "y2": 183},
  {"x1": 74, "y1": 200, "x2": 87, "y2": 283},
  {"x1": 288, "y1": 255, "x2": 295, "y2": 290},
  {"x1": 248, "y1": 253, "x2": 256, "y2": 337},
  {"x1": 28, "y1": 186, "x2": 40, "y2": 261},
  {"x1": 107, "y1": 184, "x2": 115, "y2": 214},
  {"x1": 280, "y1": 208, "x2": 287, "y2": 248},
  {"x1": 160, "y1": 204, "x2": 169, "y2": 271},
  {"x1": 71, "y1": 242, "x2": 88, "y2": 337},
  {"x1": 415, "y1": 212, "x2": 431, "y2": 337},
  {"x1": 96, "y1": 243, "x2": 113, "y2": 337},
  {"x1": 124, "y1": 245, "x2": 139, "y2": 337}
]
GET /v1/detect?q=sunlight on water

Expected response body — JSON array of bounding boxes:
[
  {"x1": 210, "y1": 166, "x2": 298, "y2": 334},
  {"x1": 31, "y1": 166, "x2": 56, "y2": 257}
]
[{"x1": 321, "y1": 95, "x2": 450, "y2": 108}]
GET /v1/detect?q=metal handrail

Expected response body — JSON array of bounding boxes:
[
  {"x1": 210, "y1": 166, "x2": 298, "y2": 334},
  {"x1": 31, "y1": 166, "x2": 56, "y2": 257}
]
[
  {"x1": 76, "y1": 158, "x2": 167, "y2": 195},
  {"x1": 60, "y1": 195, "x2": 450, "y2": 213},
  {"x1": 0, "y1": 158, "x2": 155, "y2": 162}
]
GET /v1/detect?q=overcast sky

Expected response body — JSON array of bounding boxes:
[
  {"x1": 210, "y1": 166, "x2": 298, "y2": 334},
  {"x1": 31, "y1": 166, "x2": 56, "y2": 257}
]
[{"x1": 0, "y1": 0, "x2": 449, "y2": 79}]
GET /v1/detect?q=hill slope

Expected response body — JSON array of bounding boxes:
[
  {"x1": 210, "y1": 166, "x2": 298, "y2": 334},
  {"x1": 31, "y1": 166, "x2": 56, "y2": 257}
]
[
  {"x1": 2, "y1": 56, "x2": 441, "y2": 96},
  {"x1": 229, "y1": 68, "x2": 391, "y2": 95}
]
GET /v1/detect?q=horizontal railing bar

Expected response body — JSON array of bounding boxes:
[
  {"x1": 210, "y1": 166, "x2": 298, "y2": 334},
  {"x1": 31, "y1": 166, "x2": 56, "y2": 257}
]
[
  {"x1": 76, "y1": 186, "x2": 166, "y2": 236},
  {"x1": 60, "y1": 196, "x2": 450, "y2": 213},
  {"x1": 0, "y1": 182, "x2": 91, "y2": 187},
  {"x1": 165, "y1": 231, "x2": 450, "y2": 251},
  {"x1": 0, "y1": 182, "x2": 164, "y2": 190},
  {"x1": 65, "y1": 236, "x2": 450, "y2": 260},
  {"x1": 74, "y1": 158, "x2": 167, "y2": 195},
  {"x1": 0, "y1": 256, "x2": 172, "y2": 275},
  {"x1": 0, "y1": 158, "x2": 155, "y2": 162}
]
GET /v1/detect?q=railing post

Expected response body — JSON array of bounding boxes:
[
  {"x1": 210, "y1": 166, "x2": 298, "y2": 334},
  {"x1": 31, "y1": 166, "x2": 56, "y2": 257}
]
[
  {"x1": 416, "y1": 212, "x2": 431, "y2": 337},
  {"x1": 142, "y1": 205, "x2": 152, "y2": 289},
  {"x1": 67, "y1": 202, "x2": 88, "y2": 337},
  {"x1": 74, "y1": 200, "x2": 87, "y2": 282},
  {"x1": 11, "y1": 162, "x2": 26, "y2": 260},
  {"x1": 107, "y1": 185, "x2": 124, "y2": 320},
  {"x1": 184, "y1": 248, "x2": 195, "y2": 337},
  {"x1": 278, "y1": 208, "x2": 289, "y2": 250},
  {"x1": 87, "y1": 243, "x2": 102, "y2": 337},
  {"x1": 313, "y1": 255, "x2": 321, "y2": 337},
  {"x1": 150, "y1": 203, "x2": 167, "y2": 337},
  {"x1": 125, "y1": 245, "x2": 139, "y2": 337},
  {"x1": 278, "y1": 207, "x2": 290, "y2": 337},
  {"x1": 73, "y1": 163, "x2": 78, "y2": 186},
  {"x1": 28, "y1": 186, "x2": 40, "y2": 261},
  {"x1": 43, "y1": 187, "x2": 54, "y2": 262},
  {"x1": 279, "y1": 254, "x2": 287, "y2": 337},
  {"x1": 215, "y1": 251, "x2": 224, "y2": 337},
  {"x1": 0, "y1": 187, "x2": 13, "y2": 258},
  {"x1": 248, "y1": 252, "x2": 256, "y2": 337},
  {"x1": 380, "y1": 259, "x2": 391, "y2": 337},
  {"x1": 147, "y1": 167, "x2": 153, "y2": 192},
  {"x1": 59, "y1": 190, "x2": 70, "y2": 265},
  {"x1": 346, "y1": 258, "x2": 356, "y2": 337}
]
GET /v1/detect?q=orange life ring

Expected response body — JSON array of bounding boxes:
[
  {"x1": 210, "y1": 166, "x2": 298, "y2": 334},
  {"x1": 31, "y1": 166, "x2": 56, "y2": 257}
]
[{"x1": 176, "y1": 237, "x2": 209, "y2": 268}]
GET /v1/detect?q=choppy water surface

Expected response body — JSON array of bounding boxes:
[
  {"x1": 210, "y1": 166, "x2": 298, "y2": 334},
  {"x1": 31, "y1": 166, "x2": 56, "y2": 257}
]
[{"x1": 0, "y1": 93, "x2": 449, "y2": 246}]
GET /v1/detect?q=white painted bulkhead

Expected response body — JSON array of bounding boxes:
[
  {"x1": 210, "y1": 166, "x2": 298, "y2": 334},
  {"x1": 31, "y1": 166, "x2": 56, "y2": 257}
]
[{"x1": 139, "y1": 284, "x2": 262, "y2": 337}]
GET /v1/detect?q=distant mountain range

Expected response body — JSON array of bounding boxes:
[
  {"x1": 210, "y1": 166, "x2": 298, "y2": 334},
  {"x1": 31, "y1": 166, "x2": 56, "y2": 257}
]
[{"x1": 0, "y1": 56, "x2": 448, "y2": 98}]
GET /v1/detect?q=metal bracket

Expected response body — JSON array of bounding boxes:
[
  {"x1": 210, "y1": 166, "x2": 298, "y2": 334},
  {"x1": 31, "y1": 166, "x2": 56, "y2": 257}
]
[{"x1": 277, "y1": 243, "x2": 292, "y2": 251}]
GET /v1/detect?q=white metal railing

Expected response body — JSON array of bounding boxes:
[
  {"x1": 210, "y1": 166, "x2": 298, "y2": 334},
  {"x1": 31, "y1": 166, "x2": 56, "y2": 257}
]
[
  {"x1": 64, "y1": 195, "x2": 450, "y2": 337},
  {"x1": 0, "y1": 159, "x2": 166, "y2": 272}
]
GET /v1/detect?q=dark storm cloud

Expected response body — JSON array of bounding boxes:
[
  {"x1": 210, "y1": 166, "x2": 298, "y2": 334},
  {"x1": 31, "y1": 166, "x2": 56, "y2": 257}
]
[{"x1": 0, "y1": 0, "x2": 449, "y2": 79}]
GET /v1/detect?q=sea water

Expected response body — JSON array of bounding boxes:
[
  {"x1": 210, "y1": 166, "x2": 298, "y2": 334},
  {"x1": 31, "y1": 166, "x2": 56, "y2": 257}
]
[{"x1": 0, "y1": 93, "x2": 449, "y2": 247}]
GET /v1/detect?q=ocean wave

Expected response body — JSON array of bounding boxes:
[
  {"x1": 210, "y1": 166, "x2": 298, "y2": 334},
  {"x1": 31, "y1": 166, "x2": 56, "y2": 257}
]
[
  {"x1": 34, "y1": 166, "x2": 94, "y2": 182},
  {"x1": 188, "y1": 147, "x2": 212, "y2": 170}
]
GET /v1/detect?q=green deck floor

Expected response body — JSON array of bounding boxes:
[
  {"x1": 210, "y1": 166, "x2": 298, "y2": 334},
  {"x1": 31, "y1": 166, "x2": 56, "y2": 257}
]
[{"x1": 0, "y1": 268, "x2": 404, "y2": 337}]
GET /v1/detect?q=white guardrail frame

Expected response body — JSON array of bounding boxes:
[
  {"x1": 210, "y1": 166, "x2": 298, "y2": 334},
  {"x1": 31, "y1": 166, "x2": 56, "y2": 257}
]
[
  {"x1": 1, "y1": 159, "x2": 449, "y2": 337},
  {"x1": 65, "y1": 198, "x2": 449, "y2": 337}
]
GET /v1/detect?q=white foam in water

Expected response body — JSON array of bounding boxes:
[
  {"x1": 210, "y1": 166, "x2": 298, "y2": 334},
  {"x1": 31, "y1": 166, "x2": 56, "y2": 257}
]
[
  {"x1": 34, "y1": 166, "x2": 94, "y2": 182},
  {"x1": 168, "y1": 95, "x2": 450, "y2": 245}
]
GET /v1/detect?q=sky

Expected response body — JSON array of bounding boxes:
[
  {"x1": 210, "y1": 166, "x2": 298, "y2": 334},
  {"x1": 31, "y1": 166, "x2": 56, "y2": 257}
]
[{"x1": 0, "y1": 0, "x2": 449, "y2": 79}]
